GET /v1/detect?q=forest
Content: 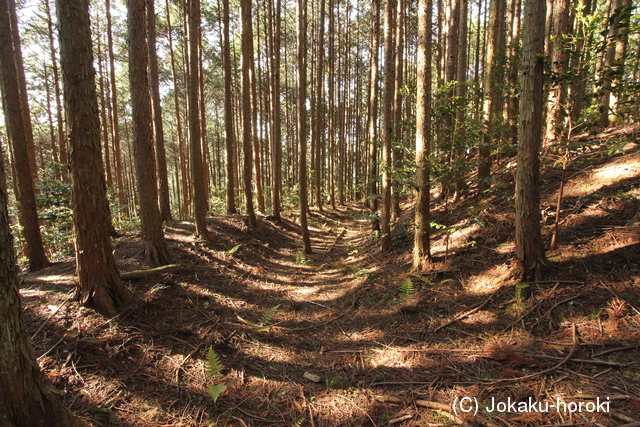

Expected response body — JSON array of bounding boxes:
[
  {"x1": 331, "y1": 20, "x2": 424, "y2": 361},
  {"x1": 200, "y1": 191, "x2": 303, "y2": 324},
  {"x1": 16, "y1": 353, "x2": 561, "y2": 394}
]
[{"x1": 1, "y1": 0, "x2": 640, "y2": 425}]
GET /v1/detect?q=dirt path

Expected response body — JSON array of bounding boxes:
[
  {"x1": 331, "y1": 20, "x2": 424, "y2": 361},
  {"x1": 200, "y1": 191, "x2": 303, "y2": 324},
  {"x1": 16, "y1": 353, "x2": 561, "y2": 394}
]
[{"x1": 19, "y1": 199, "x2": 640, "y2": 427}]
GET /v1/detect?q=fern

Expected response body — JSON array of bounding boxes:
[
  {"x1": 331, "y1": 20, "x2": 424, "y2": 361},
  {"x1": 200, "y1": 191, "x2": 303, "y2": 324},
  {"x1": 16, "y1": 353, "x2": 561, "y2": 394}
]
[
  {"x1": 205, "y1": 347, "x2": 229, "y2": 404},
  {"x1": 226, "y1": 244, "x2": 242, "y2": 255},
  {"x1": 295, "y1": 251, "x2": 308, "y2": 265},
  {"x1": 291, "y1": 418, "x2": 305, "y2": 427},
  {"x1": 259, "y1": 305, "x2": 280, "y2": 326},
  {"x1": 398, "y1": 278, "x2": 415, "y2": 299},
  {"x1": 205, "y1": 347, "x2": 224, "y2": 378}
]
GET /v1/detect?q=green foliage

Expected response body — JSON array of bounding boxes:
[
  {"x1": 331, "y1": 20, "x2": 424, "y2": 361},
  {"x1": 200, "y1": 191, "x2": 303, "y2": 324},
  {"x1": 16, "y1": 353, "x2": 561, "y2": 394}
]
[
  {"x1": 325, "y1": 373, "x2": 343, "y2": 387},
  {"x1": 398, "y1": 278, "x2": 415, "y2": 299},
  {"x1": 205, "y1": 347, "x2": 229, "y2": 404},
  {"x1": 295, "y1": 250, "x2": 309, "y2": 265},
  {"x1": 291, "y1": 418, "x2": 305, "y2": 427},
  {"x1": 205, "y1": 347, "x2": 224, "y2": 378},
  {"x1": 258, "y1": 305, "x2": 280, "y2": 327},
  {"x1": 226, "y1": 244, "x2": 242, "y2": 256}
]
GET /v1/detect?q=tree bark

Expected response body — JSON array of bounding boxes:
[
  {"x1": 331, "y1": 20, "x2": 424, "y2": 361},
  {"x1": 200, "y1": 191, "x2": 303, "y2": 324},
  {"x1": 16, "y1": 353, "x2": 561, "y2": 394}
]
[
  {"x1": 241, "y1": 0, "x2": 257, "y2": 228},
  {"x1": 478, "y1": 0, "x2": 506, "y2": 194},
  {"x1": 147, "y1": 0, "x2": 172, "y2": 222},
  {"x1": 413, "y1": 0, "x2": 432, "y2": 271},
  {"x1": 366, "y1": 0, "x2": 381, "y2": 213},
  {"x1": 381, "y1": 0, "x2": 397, "y2": 252},
  {"x1": 57, "y1": 0, "x2": 132, "y2": 315},
  {"x1": 7, "y1": 0, "x2": 37, "y2": 179},
  {"x1": 127, "y1": 0, "x2": 172, "y2": 265},
  {"x1": 187, "y1": 0, "x2": 211, "y2": 240},
  {"x1": 545, "y1": 0, "x2": 571, "y2": 144},
  {"x1": 222, "y1": 0, "x2": 237, "y2": 215},
  {"x1": 0, "y1": 144, "x2": 87, "y2": 427},
  {"x1": 0, "y1": 0, "x2": 49, "y2": 271},
  {"x1": 106, "y1": 0, "x2": 126, "y2": 211},
  {"x1": 313, "y1": 0, "x2": 325, "y2": 212},
  {"x1": 298, "y1": 0, "x2": 312, "y2": 254},
  {"x1": 515, "y1": 0, "x2": 549, "y2": 281}
]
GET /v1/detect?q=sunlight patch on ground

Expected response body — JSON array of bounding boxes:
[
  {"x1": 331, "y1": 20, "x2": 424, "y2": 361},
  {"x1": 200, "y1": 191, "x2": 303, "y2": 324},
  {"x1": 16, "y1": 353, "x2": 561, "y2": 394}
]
[
  {"x1": 431, "y1": 223, "x2": 481, "y2": 257},
  {"x1": 468, "y1": 263, "x2": 510, "y2": 294},
  {"x1": 562, "y1": 155, "x2": 640, "y2": 199}
]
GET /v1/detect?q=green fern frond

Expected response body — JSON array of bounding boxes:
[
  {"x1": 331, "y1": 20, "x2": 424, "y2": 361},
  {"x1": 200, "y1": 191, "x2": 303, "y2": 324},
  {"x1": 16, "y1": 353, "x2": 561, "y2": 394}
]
[
  {"x1": 291, "y1": 418, "x2": 306, "y2": 427},
  {"x1": 205, "y1": 347, "x2": 224, "y2": 378},
  {"x1": 208, "y1": 382, "x2": 228, "y2": 404},
  {"x1": 259, "y1": 305, "x2": 280, "y2": 326},
  {"x1": 226, "y1": 244, "x2": 242, "y2": 255},
  {"x1": 398, "y1": 278, "x2": 415, "y2": 299}
]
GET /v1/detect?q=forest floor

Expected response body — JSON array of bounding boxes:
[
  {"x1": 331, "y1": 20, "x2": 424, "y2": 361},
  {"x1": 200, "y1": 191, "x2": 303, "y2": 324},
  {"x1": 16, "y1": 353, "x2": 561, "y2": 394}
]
[{"x1": 19, "y1": 124, "x2": 640, "y2": 427}]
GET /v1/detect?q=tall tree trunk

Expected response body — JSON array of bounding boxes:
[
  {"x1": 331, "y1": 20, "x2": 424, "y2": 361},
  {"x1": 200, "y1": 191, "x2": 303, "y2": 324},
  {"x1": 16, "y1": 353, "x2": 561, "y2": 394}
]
[
  {"x1": 507, "y1": 0, "x2": 522, "y2": 145},
  {"x1": 241, "y1": 0, "x2": 257, "y2": 228},
  {"x1": 478, "y1": 0, "x2": 506, "y2": 194},
  {"x1": 57, "y1": 0, "x2": 132, "y2": 315},
  {"x1": 106, "y1": 0, "x2": 125, "y2": 210},
  {"x1": 7, "y1": 0, "x2": 36, "y2": 179},
  {"x1": 96, "y1": 33, "x2": 113, "y2": 189},
  {"x1": 392, "y1": 0, "x2": 405, "y2": 219},
  {"x1": 127, "y1": 0, "x2": 172, "y2": 265},
  {"x1": 327, "y1": 0, "x2": 336, "y2": 209},
  {"x1": 380, "y1": 0, "x2": 397, "y2": 252},
  {"x1": 222, "y1": 0, "x2": 237, "y2": 214},
  {"x1": 599, "y1": 0, "x2": 627, "y2": 128},
  {"x1": 0, "y1": 137, "x2": 87, "y2": 427},
  {"x1": 187, "y1": 0, "x2": 211, "y2": 240},
  {"x1": 147, "y1": 0, "x2": 172, "y2": 221},
  {"x1": 609, "y1": 0, "x2": 632, "y2": 123},
  {"x1": 298, "y1": 0, "x2": 312, "y2": 254},
  {"x1": 545, "y1": 0, "x2": 571, "y2": 144},
  {"x1": 0, "y1": 0, "x2": 48, "y2": 271},
  {"x1": 366, "y1": 0, "x2": 381, "y2": 213},
  {"x1": 314, "y1": 0, "x2": 325, "y2": 212},
  {"x1": 413, "y1": 0, "x2": 432, "y2": 271},
  {"x1": 166, "y1": 0, "x2": 189, "y2": 218},
  {"x1": 44, "y1": 0, "x2": 66, "y2": 181},
  {"x1": 515, "y1": 0, "x2": 548, "y2": 281},
  {"x1": 568, "y1": 0, "x2": 593, "y2": 128}
]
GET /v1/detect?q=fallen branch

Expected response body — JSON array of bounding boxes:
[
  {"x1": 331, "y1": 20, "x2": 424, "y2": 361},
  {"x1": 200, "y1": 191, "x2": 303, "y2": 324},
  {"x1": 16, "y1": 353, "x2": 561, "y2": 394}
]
[
  {"x1": 487, "y1": 323, "x2": 579, "y2": 384},
  {"x1": 31, "y1": 291, "x2": 75, "y2": 340},
  {"x1": 22, "y1": 264, "x2": 184, "y2": 285},
  {"x1": 434, "y1": 293, "x2": 497, "y2": 333},
  {"x1": 325, "y1": 228, "x2": 347, "y2": 256},
  {"x1": 121, "y1": 263, "x2": 183, "y2": 279}
]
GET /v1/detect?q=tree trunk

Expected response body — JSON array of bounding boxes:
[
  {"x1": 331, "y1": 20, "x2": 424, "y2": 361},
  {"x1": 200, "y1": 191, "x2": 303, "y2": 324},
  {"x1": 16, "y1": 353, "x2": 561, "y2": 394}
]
[
  {"x1": 478, "y1": 0, "x2": 506, "y2": 194},
  {"x1": 314, "y1": 0, "x2": 325, "y2": 212},
  {"x1": 515, "y1": 0, "x2": 549, "y2": 281},
  {"x1": 127, "y1": 0, "x2": 172, "y2": 265},
  {"x1": 187, "y1": 0, "x2": 211, "y2": 241},
  {"x1": 0, "y1": 143, "x2": 87, "y2": 427},
  {"x1": 57, "y1": 0, "x2": 132, "y2": 315},
  {"x1": 166, "y1": 0, "x2": 189, "y2": 219},
  {"x1": 380, "y1": 0, "x2": 397, "y2": 252},
  {"x1": 392, "y1": 0, "x2": 405, "y2": 219},
  {"x1": 545, "y1": 0, "x2": 571, "y2": 144},
  {"x1": 298, "y1": 0, "x2": 312, "y2": 253},
  {"x1": 147, "y1": 0, "x2": 172, "y2": 222},
  {"x1": 223, "y1": 0, "x2": 236, "y2": 214},
  {"x1": 0, "y1": 0, "x2": 49, "y2": 271},
  {"x1": 7, "y1": 0, "x2": 37, "y2": 179},
  {"x1": 241, "y1": 0, "x2": 257, "y2": 228},
  {"x1": 413, "y1": 0, "x2": 432, "y2": 271},
  {"x1": 106, "y1": 0, "x2": 126, "y2": 211},
  {"x1": 366, "y1": 0, "x2": 381, "y2": 213}
]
